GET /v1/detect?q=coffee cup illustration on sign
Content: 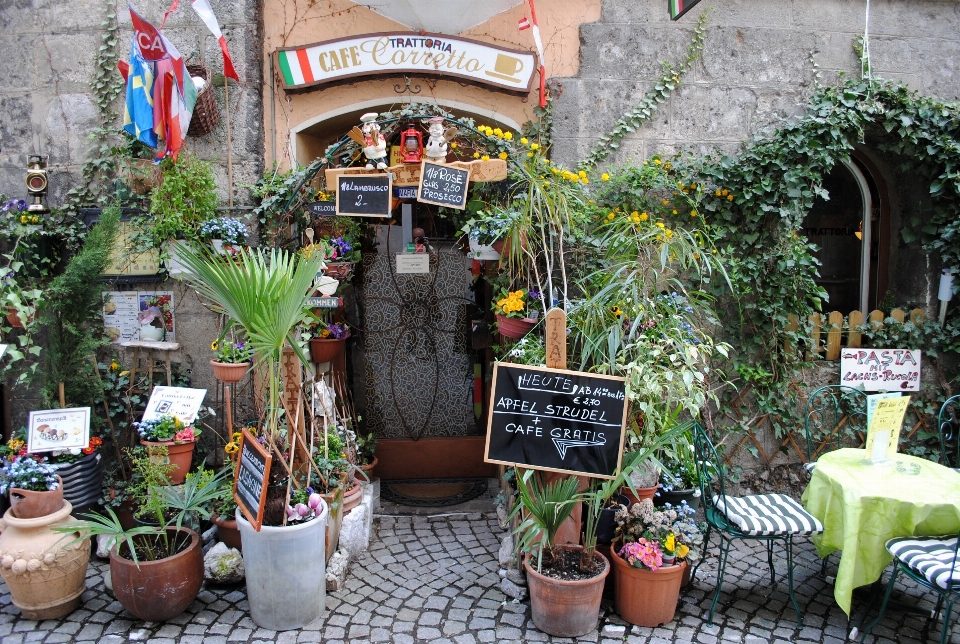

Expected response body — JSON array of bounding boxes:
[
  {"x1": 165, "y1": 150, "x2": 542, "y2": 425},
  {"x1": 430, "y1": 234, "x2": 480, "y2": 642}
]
[{"x1": 485, "y1": 54, "x2": 524, "y2": 83}]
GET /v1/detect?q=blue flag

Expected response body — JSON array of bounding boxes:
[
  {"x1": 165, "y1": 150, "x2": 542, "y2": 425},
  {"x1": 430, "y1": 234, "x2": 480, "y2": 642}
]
[{"x1": 122, "y1": 38, "x2": 158, "y2": 149}]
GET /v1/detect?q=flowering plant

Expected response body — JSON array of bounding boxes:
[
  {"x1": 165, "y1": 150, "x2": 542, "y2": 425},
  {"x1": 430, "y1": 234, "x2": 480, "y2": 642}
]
[
  {"x1": 211, "y1": 338, "x2": 254, "y2": 363},
  {"x1": 500, "y1": 334, "x2": 546, "y2": 366},
  {"x1": 460, "y1": 207, "x2": 520, "y2": 245},
  {"x1": 0, "y1": 455, "x2": 60, "y2": 494},
  {"x1": 317, "y1": 321, "x2": 350, "y2": 339},
  {"x1": 134, "y1": 415, "x2": 200, "y2": 443},
  {"x1": 618, "y1": 538, "x2": 664, "y2": 571},
  {"x1": 286, "y1": 486, "x2": 325, "y2": 523},
  {"x1": 493, "y1": 288, "x2": 528, "y2": 319},
  {"x1": 199, "y1": 217, "x2": 248, "y2": 245},
  {"x1": 327, "y1": 236, "x2": 361, "y2": 263},
  {"x1": 614, "y1": 498, "x2": 704, "y2": 567}
]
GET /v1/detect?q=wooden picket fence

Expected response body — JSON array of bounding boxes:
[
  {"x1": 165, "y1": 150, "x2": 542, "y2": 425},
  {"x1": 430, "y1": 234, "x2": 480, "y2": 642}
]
[{"x1": 784, "y1": 308, "x2": 924, "y2": 361}]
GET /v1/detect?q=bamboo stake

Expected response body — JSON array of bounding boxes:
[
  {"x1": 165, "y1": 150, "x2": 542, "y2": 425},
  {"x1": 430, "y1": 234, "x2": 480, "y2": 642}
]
[
  {"x1": 58, "y1": 382, "x2": 65, "y2": 408},
  {"x1": 282, "y1": 431, "x2": 297, "y2": 527}
]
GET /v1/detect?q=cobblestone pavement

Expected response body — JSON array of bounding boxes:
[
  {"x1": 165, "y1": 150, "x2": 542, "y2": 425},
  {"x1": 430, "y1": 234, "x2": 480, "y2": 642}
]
[{"x1": 0, "y1": 511, "x2": 958, "y2": 643}]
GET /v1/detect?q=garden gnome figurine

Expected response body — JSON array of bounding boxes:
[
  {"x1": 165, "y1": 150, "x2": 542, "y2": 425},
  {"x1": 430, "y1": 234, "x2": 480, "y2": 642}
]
[
  {"x1": 424, "y1": 117, "x2": 457, "y2": 163},
  {"x1": 360, "y1": 113, "x2": 388, "y2": 169}
]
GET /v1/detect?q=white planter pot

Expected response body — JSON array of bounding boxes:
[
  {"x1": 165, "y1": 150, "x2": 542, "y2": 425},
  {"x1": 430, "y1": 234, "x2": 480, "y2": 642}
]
[
  {"x1": 468, "y1": 238, "x2": 500, "y2": 260},
  {"x1": 162, "y1": 239, "x2": 192, "y2": 277},
  {"x1": 236, "y1": 501, "x2": 328, "y2": 630},
  {"x1": 211, "y1": 239, "x2": 226, "y2": 254}
]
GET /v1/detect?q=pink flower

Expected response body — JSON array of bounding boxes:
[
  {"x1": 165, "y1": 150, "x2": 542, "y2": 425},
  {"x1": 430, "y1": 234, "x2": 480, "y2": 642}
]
[
  {"x1": 174, "y1": 427, "x2": 195, "y2": 442},
  {"x1": 618, "y1": 538, "x2": 664, "y2": 571}
]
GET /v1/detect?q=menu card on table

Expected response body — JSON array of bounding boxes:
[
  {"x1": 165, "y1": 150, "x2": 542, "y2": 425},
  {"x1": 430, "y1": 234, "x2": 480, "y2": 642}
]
[{"x1": 863, "y1": 395, "x2": 910, "y2": 463}]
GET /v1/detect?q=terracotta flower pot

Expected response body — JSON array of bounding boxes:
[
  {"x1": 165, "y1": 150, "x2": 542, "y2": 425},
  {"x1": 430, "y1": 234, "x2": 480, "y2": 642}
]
[
  {"x1": 0, "y1": 501, "x2": 90, "y2": 620},
  {"x1": 5, "y1": 306, "x2": 33, "y2": 328},
  {"x1": 309, "y1": 337, "x2": 346, "y2": 363},
  {"x1": 139, "y1": 440, "x2": 196, "y2": 485},
  {"x1": 622, "y1": 484, "x2": 658, "y2": 506},
  {"x1": 524, "y1": 545, "x2": 609, "y2": 638},
  {"x1": 495, "y1": 314, "x2": 537, "y2": 340},
  {"x1": 359, "y1": 456, "x2": 378, "y2": 481},
  {"x1": 212, "y1": 513, "x2": 242, "y2": 552},
  {"x1": 342, "y1": 477, "x2": 363, "y2": 515},
  {"x1": 612, "y1": 554, "x2": 686, "y2": 627},
  {"x1": 324, "y1": 261, "x2": 355, "y2": 281},
  {"x1": 110, "y1": 527, "x2": 203, "y2": 622},
  {"x1": 10, "y1": 476, "x2": 64, "y2": 519},
  {"x1": 107, "y1": 489, "x2": 138, "y2": 530},
  {"x1": 211, "y1": 360, "x2": 250, "y2": 384}
]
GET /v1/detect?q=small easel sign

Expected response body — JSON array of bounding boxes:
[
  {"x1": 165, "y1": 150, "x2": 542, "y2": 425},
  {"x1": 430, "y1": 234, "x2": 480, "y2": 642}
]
[{"x1": 863, "y1": 395, "x2": 910, "y2": 464}]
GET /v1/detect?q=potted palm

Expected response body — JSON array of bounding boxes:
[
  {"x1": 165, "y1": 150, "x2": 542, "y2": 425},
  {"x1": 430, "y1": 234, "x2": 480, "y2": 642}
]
[
  {"x1": 177, "y1": 244, "x2": 329, "y2": 630},
  {"x1": 54, "y1": 468, "x2": 228, "y2": 622}
]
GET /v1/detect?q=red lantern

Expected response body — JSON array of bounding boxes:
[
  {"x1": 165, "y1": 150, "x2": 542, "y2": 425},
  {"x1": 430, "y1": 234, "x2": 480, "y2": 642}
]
[{"x1": 401, "y1": 125, "x2": 423, "y2": 163}]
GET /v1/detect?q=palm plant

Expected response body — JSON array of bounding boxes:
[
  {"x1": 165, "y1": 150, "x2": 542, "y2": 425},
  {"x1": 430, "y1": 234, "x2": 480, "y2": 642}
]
[
  {"x1": 176, "y1": 245, "x2": 324, "y2": 441},
  {"x1": 509, "y1": 469, "x2": 580, "y2": 573}
]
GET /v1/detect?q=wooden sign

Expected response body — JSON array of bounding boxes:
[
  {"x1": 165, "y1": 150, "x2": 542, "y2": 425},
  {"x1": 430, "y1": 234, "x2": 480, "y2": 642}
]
[
  {"x1": 840, "y1": 349, "x2": 921, "y2": 391},
  {"x1": 233, "y1": 429, "x2": 272, "y2": 532},
  {"x1": 484, "y1": 364, "x2": 629, "y2": 478},
  {"x1": 305, "y1": 201, "x2": 336, "y2": 216},
  {"x1": 335, "y1": 173, "x2": 392, "y2": 216},
  {"x1": 417, "y1": 161, "x2": 470, "y2": 209}
]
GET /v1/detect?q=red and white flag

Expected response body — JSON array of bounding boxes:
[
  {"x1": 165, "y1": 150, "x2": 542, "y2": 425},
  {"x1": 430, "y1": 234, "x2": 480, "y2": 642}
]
[
  {"x1": 190, "y1": 0, "x2": 240, "y2": 81},
  {"x1": 521, "y1": 0, "x2": 546, "y2": 107},
  {"x1": 518, "y1": 16, "x2": 531, "y2": 30}
]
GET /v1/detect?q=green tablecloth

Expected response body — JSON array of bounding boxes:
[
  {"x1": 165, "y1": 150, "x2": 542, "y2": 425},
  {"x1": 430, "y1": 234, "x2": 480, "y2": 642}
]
[{"x1": 801, "y1": 448, "x2": 960, "y2": 615}]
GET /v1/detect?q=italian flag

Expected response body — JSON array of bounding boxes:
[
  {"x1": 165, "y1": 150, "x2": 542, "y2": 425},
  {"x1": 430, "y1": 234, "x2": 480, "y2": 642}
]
[
  {"x1": 277, "y1": 47, "x2": 322, "y2": 87},
  {"x1": 669, "y1": 0, "x2": 702, "y2": 20}
]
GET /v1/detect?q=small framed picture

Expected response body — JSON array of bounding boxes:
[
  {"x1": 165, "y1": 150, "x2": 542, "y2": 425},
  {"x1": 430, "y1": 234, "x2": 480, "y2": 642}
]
[{"x1": 27, "y1": 407, "x2": 92, "y2": 453}]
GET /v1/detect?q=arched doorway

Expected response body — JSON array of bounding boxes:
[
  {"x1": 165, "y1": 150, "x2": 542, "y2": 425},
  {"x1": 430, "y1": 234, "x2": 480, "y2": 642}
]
[
  {"x1": 294, "y1": 104, "x2": 514, "y2": 479},
  {"x1": 801, "y1": 154, "x2": 888, "y2": 313}
]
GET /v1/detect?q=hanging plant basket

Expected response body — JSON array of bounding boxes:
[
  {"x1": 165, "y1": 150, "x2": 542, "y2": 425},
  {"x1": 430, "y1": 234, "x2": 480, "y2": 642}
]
[
  {"x1": 309, "y1": 337, "x2": 346, "y2": 363},
  {"x1": 495, "y1": 314, "x2": 536, "y2": 340},
  {"x1": 186, "y1": 62, "x2": 219, "y2": 137},
  {"x1": 211, "y1": 360, "x2": 250, "y2": 384}
]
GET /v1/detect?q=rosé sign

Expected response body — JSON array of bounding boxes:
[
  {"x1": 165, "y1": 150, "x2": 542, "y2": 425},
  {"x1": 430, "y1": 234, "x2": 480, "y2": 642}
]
[{"x1": 840, "y1": 349, "x2": 921, "y2": 391}]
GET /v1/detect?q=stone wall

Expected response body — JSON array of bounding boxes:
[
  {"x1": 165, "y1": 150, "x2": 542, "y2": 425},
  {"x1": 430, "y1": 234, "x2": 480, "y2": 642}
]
[{"x1": 0, "y1": 0, "x2": 264, "y2": 426}]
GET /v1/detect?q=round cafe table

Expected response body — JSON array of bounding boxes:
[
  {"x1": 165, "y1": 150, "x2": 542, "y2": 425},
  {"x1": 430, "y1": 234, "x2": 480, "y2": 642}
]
[{"x1": 800, "y1": 447, "x2": 960, "y2": 615}]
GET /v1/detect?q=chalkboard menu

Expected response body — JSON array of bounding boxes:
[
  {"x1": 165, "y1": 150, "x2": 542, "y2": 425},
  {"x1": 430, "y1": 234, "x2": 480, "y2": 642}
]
[
  {"x1": 484, "y1": 364, "x2": 628, "y2": 478},
  {"x1": 417, "y1": 161, "x2": 470, "y2": 209},
  {"x1": 306, "y1": 201, "x2": 336, "y2": 216},
  {"x1": 233, "y1": 429, "x2": 272, "y2": 531},
  {"x1": 336, "y1": 174, "x2": 392, "y2": 216}
]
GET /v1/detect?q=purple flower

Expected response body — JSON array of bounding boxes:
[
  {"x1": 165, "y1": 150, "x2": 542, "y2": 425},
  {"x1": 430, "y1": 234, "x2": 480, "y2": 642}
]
[{"x1": 528, "y1": 290, "x2": 541, "y2": 300}]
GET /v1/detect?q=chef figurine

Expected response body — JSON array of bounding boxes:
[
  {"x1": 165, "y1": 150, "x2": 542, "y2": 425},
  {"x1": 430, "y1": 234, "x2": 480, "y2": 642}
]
[
  {"x1": 424, "y1": 116, "x2": 457, "y2": 163},
  {"x1": 360, "y1": 113, "x2": 388, "y2": 169}
]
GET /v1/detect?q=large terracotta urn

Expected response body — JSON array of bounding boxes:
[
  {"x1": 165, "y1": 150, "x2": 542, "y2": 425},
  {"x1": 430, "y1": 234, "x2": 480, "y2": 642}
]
[{"x1": 0, "y1": 501, "x2": 91, "y2": 620}]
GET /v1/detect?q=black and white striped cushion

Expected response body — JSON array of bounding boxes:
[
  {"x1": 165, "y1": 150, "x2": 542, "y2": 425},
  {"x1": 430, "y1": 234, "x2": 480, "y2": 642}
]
[
  {"x1": 714, "y1": 493, "x2": 824, "y2": 536},
  {"x1": 803, "y1": 462, "x2": 816, "y2": 473},
  {"x1": 887, "y1": 535, "x2": 960, "y2": 590}
]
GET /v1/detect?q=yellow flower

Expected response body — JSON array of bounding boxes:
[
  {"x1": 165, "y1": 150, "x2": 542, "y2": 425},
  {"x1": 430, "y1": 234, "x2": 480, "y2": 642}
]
[
  {"x1": 606, "y1": 213, "x2": 615, "y2": 221},
  {"x1": 499, "y1": 151, "x2": 508, "y2": 160},
  {"x1": 493, "y1": 127, "x2": 503, "y2": 137},
  {"x1": 721, "y1": 189, "x2": 729, "y2": 196},
  {"x1": 656, "y1": 222, "x2": 665, "y2": 229},
  {"x1": 481, "y1": 155, "x2": 490, "y2": 162},
  {"x1": 654, "y1": 159, "x2": 662, "y2": 165},
  {"x1": 630, "y1": 211, "x2": 639, "y2": 218},
  {"x1": 664, "y1": 162, "x2": 672, "y2": 170},
  {"x1": 601, "y1": 173, "x2": 610, "y2": 181},
  {"x1": 211, "y1": 340, "x2": 219, "y2": 351},
  {"x1": 224, "y1": 442, "x2": 239, "y2": 455},
  {"x1": 581, "y1": 177, "x2": 589, "y2": 184},
  {"x1": 109, "y1": 361, "x2": 119, "y2": 371},
  {"x1": 677, "y1": 544, "x2": 690, "y2": 559},
  {"x1": 232, "y1": 432, "x2": 243, "y2": 443},
  {"x1": 611, "y1": 306, "x2": 622, "y2": 317},
  {"x1": 527, "y1": 152, "x2": 534, "y2": 158},
  {"x1": 530, "y1": 143, "x2": 539, "y2": 151},
  {"x1": 727, "y1": 194, "x2": 734, "y2": 201},
  {"x1": 473, "y1": 152, "x2": 480, "y2": 158},
  {"x1": 450, "y1": 142, "x2": 458, "y2": 149},
  {"x1": 642, "y1": 161, "x2": 648, "y2": 166},
  {"x1": 639, "y1": 212, "x2": 649, "y2": 221},
  {"x1": 715, "y1": 189, "x2": 722, "y2": 196},
  {"x1": 631, "y1": 215, "x2": 640, "y2": 223},
  {"x1": 503, "y1": 131, "x2": 513, "y2": 140},
  {"x1": 578, "y1": 170, "x2": 586, "y2": 178},
  {"x1": 120, "y1": 370, "x2": 130, "y2": 377},
  {"x1": 665, "y1": 534, "x2": 675, "y2": 551},
  {"x1": 520, "y1": 137, "x2": 529, "y2": 145},
  {"x1": 20, "y1": 216, "x2": 27, "y2": 224},
  {"x1": 662, "y1": 199, "x2": 669, "y2": 205},
  {"x1": 691, "y1": 210, "x2": 697, "y2": 217},
  {"x1": 672, "y1": 209, "x2": 678, "y2": 215}
]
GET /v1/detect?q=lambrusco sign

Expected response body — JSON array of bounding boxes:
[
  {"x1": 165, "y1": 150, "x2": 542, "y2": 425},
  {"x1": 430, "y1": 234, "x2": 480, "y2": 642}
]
[{"x1": 484, "y1": 364, "x2": 628, "y2": 478}]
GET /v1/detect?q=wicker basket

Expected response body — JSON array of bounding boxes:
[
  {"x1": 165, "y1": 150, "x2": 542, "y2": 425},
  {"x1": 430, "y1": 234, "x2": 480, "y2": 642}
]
[{"x1": 186, "y1": 62, "x2": 219, "y2": 137}]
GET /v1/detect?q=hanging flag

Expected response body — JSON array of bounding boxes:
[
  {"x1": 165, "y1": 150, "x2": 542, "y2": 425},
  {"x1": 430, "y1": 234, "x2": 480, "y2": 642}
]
[
  {"x1": 523, "y1": 0, "x2": 546, "y2": 108},
  {"x1": 669, "y1": 0, "x2": 702, "y2": 20},
  {"x1": 129, "y1": 5, "x2": 196, "y2": 160},
  {"x1": 122, "y1": 37, "x2": 158, "y2": 149},
  {"x1": 518, "y1": 16, "x2": 531, "y2": 31},
  {"x1": 190, "y1": 0, "x2": 240, "y2": 81}
]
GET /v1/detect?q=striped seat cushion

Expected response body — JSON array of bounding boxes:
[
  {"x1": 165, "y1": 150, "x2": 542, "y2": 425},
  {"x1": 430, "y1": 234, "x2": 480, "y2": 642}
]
[
  {"x1": 887, "y1": 535, "x2": 960, "y2": 590},
  {"x1": 803, "y1": 462, "x2": 816, "y2": 473},
  {"x1": 714, "y1": 493, "x2": 824, "y2": 536}
]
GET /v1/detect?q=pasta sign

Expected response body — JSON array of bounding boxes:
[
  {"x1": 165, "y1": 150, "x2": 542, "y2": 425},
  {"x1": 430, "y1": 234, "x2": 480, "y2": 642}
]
[{"x1": 840, "y1": 349, "x2": 921, "y2": 391}]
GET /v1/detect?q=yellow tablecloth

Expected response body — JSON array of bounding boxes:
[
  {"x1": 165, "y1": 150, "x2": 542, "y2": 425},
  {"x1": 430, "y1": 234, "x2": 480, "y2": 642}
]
[{"x1": 800, "y1": 448, "x2": 960, "y2": 615}]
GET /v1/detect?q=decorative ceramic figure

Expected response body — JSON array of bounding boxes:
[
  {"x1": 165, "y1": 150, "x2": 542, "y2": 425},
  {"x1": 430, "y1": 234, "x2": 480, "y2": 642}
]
[
  {"x1": 359, "y1": 113, "x2": 388, "y2": 170},
  {"x1": 424, "y1": 117, "x2": 457, "y2": 163}
]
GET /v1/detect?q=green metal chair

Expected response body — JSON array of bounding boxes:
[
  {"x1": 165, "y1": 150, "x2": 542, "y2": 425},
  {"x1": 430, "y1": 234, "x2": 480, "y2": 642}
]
[
  {"x1": 803, "y1": 385, "x2": 869, "y2": 472},
  {"x1": 692, "y1": 422, "x2": 824, "y2": 626},
  {"x1": 938, "y1": 395, "x2": 960, "y2": 471},
  {"x1": 858, "y1": 527, "x2": 960, "y2": 644}
]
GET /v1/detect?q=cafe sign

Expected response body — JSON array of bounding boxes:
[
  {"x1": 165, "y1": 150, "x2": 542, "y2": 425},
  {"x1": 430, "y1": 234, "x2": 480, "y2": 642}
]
[{"x1": 275, "y1": 32, "x2": 536, "y2": 93}]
